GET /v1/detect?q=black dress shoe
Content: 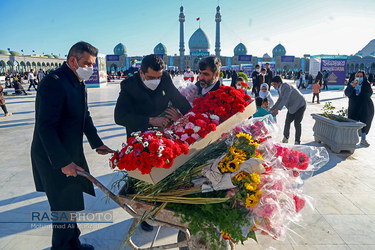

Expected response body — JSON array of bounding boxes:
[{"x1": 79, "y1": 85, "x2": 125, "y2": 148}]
[
  {"x1": 140, "y1": 221, "x2": 153, "y2": 232},
  {"x1": 79, "y1": 243, "x2": 94, "y2": 250}
]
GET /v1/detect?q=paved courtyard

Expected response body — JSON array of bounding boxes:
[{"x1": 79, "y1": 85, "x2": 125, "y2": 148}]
[{"x1": 1, "y1": 77, "x2": 375, "y2": 250}]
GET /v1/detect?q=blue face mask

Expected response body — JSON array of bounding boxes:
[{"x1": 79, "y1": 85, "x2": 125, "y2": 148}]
[
  {"x1": 358, "y1": 77, "x2": 363, "y2": 84},
  {"x1": 274, "y1": 86, "x2": 279, "y2": 91}
]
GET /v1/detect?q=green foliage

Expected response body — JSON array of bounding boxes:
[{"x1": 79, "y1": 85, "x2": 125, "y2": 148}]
[
  {"x1": 321, "y1": 102, "x2": 348, "y2": 122},
  {"x1": 238, "y1": 72, "x2": 248, "y2": 82},
  {"x1": 169, "y1": 193, "x2": 257, "y2": 249}
]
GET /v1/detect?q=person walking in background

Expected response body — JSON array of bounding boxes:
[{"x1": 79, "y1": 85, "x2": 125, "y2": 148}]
[
  {"x1": 322, "y1": 70, "x2": 329, "y2": 90},
  {"x1": 0, "y1": 82, "x2": 11, "y2": 116},
  {"x1": 265, "y1": 62, "x2": 273, "y2": 89},
  {"x1": 315, "y1": 71, "x2": 323, "y2": 87},
  {"x1": 37, "y1": 69, "x2": 45, "y2": 83},
  {"x1": 270, "y1": 76, "x2": 306, "y2": 145},
  {"x1": 312, "y1": 80, "x2": 322, "y2": 104},
  {"x1": 28, "y1": 69, "x2": 37, "y2": 91},
  {"x1": 230, "y1": 70, "x2": 238, "y2": 88},
  {"x1": 345, "y1": 70, "x2": 374, "y2": 146},
  {"x1": 251, "y1": 64, "x2": 260, "y2": 97}
]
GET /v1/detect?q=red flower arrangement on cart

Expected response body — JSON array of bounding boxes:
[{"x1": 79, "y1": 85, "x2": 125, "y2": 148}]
[{"x1": 110, "y1": 131, "x2": 189, "y2": 174}]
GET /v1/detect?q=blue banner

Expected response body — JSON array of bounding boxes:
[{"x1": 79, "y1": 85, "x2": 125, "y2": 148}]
[
  {"x1": 281, "y1": 56, "x2": 295, "y2": 62},
  {"x1": 238, "y1": 55, "x2": 252, "y2": 62},
  {"x1": 257, "y1": 58, "x2": 261, "y2": 64},
  {"x1": 241, "y1": 64, "x2": 253, "y2": 76},
  {"x1": 227, "y1": 57, "x2": 232, "y2": 68},
  {"x1": 190, "y1": 51, "x2": 210, "y2": 57},
  {"x1": 301, "y1": 58, "x2": 305, "y2": 71},
  {"x1": 106, "y1": 55, "x2": 119, "y2": 61},
  {"x1": 320, "y1": 58, "x2": 347, "y2": 86},
  {"x1": 125, "y1": 57, "x2": 130, "y2": 70},
  {"x1": 169, "y1": 56, "x2": 173, "y2": 66}
]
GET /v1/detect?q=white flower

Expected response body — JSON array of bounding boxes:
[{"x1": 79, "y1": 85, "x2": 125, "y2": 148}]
[
  {"x1": 143, "y1": 141, "x2": 149, "y2": 147},
  {"x1": 131, "y1": 131, "x2": 141, "y2": 137},
  {"x1": 210, "y1": 114, "x2": 220, "y2": 121},
  {"x1": 156, "y1": 131, "x2": 162, "y2": 137},
  {"x1": 193, "y1": 126, "x2": 201, "y2": 133},
  {"x1": 136, "y1": 136, "x2": 142, "y2": 142},
  {"x1": 125, "y1": 146, "x2": 133, "y2": 154},
  {"x1": 187, "y1": 112, "x2": 196, "y2": 116},
  {"x1": 158, "y1": 153, "x2": 163, "y2": 157},
  {"x1": 158, "y1": 146, "x2": 164, "y2": 151}
]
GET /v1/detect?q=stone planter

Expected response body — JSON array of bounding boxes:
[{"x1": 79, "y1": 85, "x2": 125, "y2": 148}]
[{"x1": 311, "y1": 114, "x2": 365, "y2": 153}]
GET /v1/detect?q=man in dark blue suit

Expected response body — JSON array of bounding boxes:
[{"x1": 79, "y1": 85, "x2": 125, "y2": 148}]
[{"x1": 31, "y1": 41, "x2": 112, "y2": 250}]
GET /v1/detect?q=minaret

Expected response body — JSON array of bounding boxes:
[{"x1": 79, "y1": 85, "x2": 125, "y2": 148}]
[
  {"x1": 179, "y1": 5, "x2": 185, "y2": 71},
  {"x1": 215, "y1": 5, "x2": 221, "y2": 57}
]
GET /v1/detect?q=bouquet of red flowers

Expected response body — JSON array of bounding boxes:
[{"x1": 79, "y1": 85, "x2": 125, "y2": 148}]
[
  {"x1": 166, "y1": 111, "x2": 219, "y2": 145},
  {"x1": 275, "y1": 145, "x2": 309, "y2": 175},
  {"x1": 110, "y1": 130, "x2": 189, "y2": 174},
  {"x1": 191, "y1": 86, "x2": 251, "y2": 122}
]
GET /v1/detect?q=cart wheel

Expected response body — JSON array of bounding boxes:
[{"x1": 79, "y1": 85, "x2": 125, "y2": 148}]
[
  {"x1": 177, "y1": 230, "x2": 230, "y2": 250},
  {"x1": 177, "y1": 230, "x2": 189, "y2": 250}
]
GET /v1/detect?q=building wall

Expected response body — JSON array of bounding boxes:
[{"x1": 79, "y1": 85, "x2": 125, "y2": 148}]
[{"x1": 0, "y1": 55, "x2": 64, "y2": 73}]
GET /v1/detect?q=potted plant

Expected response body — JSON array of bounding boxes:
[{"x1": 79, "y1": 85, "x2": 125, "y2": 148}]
[{"x1": 311, "y1": 102, "x2": 365, "y2": 153}]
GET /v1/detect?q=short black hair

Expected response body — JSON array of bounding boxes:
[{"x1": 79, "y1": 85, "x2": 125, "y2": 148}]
[
  {"x1": 67, "y1": 41, "x2": 98, "y2": 61},
  {"x1": 255, "y1": 64, "x2": 260, "y2": 68},
  {"x1": 199, "y1": 56, "x2": 221, "y2": 74},
  {"x1": 266, "y1": 62, "x2": 270, "y2": 65},
  {"x1": 271, "y1": 75, "x2": 282, "y2": 83},
  {"x1": 261, "y1": 68, "x2": 266, "y2": 72},
  {"x1": 255, "y1": 97, "x2": 263, "y2": 107},
  {"x1": 141, "y1": 54, "x2": 165, "y2": 73}
]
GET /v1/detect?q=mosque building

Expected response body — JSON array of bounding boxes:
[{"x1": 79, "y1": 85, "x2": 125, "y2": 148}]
[{"x1": 105, "y1": 4, "x2": 310, "y2": 74}]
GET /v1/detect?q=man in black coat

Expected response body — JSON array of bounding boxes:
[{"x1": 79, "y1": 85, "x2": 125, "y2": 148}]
[
  {"x1": 114, "y1": 54, "x2": 192, "y2": 137},
  {"x1": 251, "y1": 64, "x2": 260, "y2": 96},
  {"x1": 31, "y1": 41, "x2": 112, "y2": 250},
  {"x1": 114, "y1": 55, "x2": 191, "y2": 232},
  {"x1": 265, "y1": 62, "x2": 273, "y2": 89},
  {"x1": 195, "y1": 56, "x2": 222, "y2": 97}
]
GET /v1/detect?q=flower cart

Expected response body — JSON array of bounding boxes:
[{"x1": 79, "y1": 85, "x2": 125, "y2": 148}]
[{"x1": 103, "y1": 86, "x2": 329, "y2": 249}]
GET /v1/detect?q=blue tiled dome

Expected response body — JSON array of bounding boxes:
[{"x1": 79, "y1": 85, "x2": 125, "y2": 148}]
[
  {"x1": 234, "y1": 43, "x2": 247, "y2": 56},
  {"x1": 272, "y1": 44, "x2": 286, "y2": 57},
  {"x1": 9, "y1": 51, "x2": 22, "y2": 56},
  {"x1": 114, "y1": 43, "x2": 127, "y2": 56},
  {"x1": 0, "y1": 50, "x2": 11, "y2": 55},
  {"x1": 189, "y1": 28, "x2": 210, "y2": 51},
  {"x1": 154, "y1": 43, "x2": 167, "y2": 55}
]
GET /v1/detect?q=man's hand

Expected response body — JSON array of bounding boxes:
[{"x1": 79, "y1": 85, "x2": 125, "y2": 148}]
[
  {"x1": 95, "y1": 145, "x2": 114, "y2": 155},
  {"x1": 352, "y1": 80, "x2": 359, "y2": 87},
  {"x1": 271, "y1": 109, "x2": 279, "y2": 115},
  {"x1": 149, "y1": 117, "x2": 169, "y2": 127},
  {"x1": 165, "y1": 107, "x2": 182, "y2": 122},
  {"x1": 61, "y1": 162, "x2": 84, "y2": 177}
]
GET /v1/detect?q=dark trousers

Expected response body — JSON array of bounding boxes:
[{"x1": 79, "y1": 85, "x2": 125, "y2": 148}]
[
  {"x1": 1, "y1": 104, "x2": 8, "y2": 114},
  {"x1": 28, "y1": 79, "x2": 37, "y2": 90},
  {"x1": 52, "y1": 222, "x2": 81, "y2": 250},
  {"x1": 312, "y1": 93, "x2": 319, "y2": 103},
  {"x1": 283, "y1": 105, "x2": 306, "y2": 143},
  {"x1": 323, "y1": 81, "x2": 328, "y2": 90}
]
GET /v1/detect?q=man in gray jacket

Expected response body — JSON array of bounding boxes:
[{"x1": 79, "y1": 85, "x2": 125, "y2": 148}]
[{"x1": 270, "y1": 76, "x2": 306, "y2": 145}]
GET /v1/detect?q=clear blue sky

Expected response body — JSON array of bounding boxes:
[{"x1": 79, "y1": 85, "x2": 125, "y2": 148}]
[{"x1": 1, "y1": 0, "x2": 374, "y2": 58}]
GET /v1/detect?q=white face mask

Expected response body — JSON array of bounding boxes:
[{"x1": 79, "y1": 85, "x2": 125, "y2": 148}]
[
  {"x1": 75, "y1": 60, "x2": 94, "y2": 81},
  {"x1": 256, "y1": 68, "x2": 260, "y2": 72},
  {"x1": 142, "y1": 73, "x2": 161, "y2": 90}
]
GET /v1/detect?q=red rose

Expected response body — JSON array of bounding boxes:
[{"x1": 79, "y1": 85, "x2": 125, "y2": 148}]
[{"x1": 186, "y1": 137, "x2": 196, "y2": 145}]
